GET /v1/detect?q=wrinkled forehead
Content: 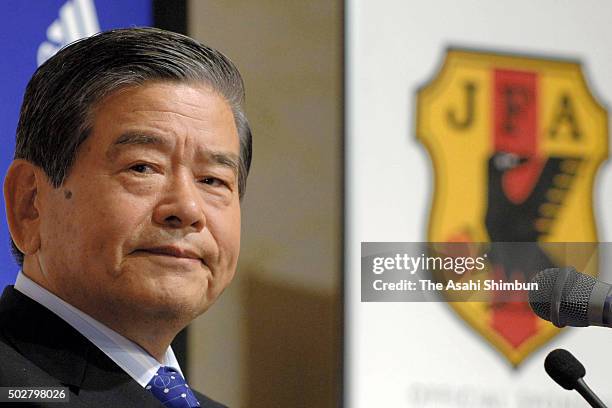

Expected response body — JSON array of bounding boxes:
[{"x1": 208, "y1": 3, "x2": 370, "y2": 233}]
[
  {"x1": 89, "y1": 79, "x2": 232, "y2": 123},
  {"x1": 84, "y1": 81, "x2": 240, "y2": 156}
]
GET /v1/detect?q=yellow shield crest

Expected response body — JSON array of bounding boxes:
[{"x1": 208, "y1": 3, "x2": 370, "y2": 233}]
[{"x1": 416, "y1": 49, "x2": 608, "y2": 366}]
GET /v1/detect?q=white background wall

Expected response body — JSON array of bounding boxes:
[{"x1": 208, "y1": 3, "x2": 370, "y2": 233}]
[{"x1": 346, "y1": 1, "x2": 612, "y2": 406}]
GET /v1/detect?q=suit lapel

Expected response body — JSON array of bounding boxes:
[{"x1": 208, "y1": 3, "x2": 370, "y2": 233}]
[{"x1": 0, "y1": 286, "x2": 164, "y2": 407}]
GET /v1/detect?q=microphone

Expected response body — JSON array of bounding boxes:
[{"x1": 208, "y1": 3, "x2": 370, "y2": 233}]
[
  {"x1": 544, "y1": 349, "x2": 607, "y2": 408},
  {"x1": 528, "y1": 267, "x2": 612, "y2": 328}
]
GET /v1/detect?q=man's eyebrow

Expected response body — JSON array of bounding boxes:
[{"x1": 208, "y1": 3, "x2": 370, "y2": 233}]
[
  {"x1": 206, "y1": 151, "x2": 240, "y2": 176},
  {"x1": 106, "y1": 132, "x2": 167, "y2": 159},
  {"x1": 114, "y1": 132, "x2": 165, "y2": 146}
]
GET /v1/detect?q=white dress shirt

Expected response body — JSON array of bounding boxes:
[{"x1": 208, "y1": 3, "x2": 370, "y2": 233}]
[{"x1": 14, "y1": 271, "x2": 183, "y2": 387}]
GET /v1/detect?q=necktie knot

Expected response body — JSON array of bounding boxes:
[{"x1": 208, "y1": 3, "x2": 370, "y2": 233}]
[{"x1": 146, "y1": 366, "x2": 201, "y2": 407}]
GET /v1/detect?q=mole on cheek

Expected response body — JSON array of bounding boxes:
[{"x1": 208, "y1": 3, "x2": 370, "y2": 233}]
[{"x1": 64, "y1": 190, "x2": 73, "y2": 199}]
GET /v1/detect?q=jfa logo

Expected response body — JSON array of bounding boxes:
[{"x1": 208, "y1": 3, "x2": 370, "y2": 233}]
[{"x1": 416, "y1": 49, "x2": 608, "y2": 366}]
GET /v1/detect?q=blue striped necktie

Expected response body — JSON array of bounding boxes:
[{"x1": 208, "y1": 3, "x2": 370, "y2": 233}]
[{"x1": 146, "y1": 366, "x2": 201, "y2": 407}]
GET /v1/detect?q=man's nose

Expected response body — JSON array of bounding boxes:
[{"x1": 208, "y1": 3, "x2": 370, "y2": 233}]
[{"x1": 153, "y1": 173, "x2": 206, "y2": 231}]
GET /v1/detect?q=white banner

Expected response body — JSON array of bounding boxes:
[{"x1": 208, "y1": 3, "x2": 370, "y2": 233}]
[{"x1": 346, "y1": 1, "x2": 612, "y2": 406}]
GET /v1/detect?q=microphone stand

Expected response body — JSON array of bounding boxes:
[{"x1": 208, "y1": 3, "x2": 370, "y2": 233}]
[{"x1": 575, "y1": 378, "x2": 607, "y2": 408}]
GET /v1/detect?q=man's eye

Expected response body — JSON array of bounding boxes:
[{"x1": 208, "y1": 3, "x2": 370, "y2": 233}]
[
  {"x1": 201, "y1": 177, "x2": 225, "y2": 187},
  {"x1": 129, "y1": 164, "x2": 154, "y2": 174}
]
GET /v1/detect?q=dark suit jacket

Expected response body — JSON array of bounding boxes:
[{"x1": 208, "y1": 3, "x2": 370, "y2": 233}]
[{"x1": 0, "y1": 285, "x2": 227, "y2": 407}]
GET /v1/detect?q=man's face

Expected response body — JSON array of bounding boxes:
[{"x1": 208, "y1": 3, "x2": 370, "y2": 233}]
[{"x1": 36, "y1": 82, "x2": 241, "y2": 322}]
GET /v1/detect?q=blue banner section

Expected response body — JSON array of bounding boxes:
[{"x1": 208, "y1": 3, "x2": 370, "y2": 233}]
[{"x1": 0, "y1": 0, "x2": 152, "y2": 288}]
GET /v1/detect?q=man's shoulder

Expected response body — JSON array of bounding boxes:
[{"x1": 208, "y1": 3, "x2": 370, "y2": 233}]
[
  {"x1": 0, "y1": 286, "x2": 229, "y2": 407},
  {"x1": 0, "y1": 339, "x2": 229, "y2": 408},
  {"x1": 0, "y1": 286, "x2": 80, "y2": 390},
  {"x1": 0, "y1": 335, "x2": 61, "y2": 387}
]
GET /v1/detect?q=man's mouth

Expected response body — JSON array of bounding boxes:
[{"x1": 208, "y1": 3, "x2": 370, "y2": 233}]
[{"x1": 134, "y1": 246, "x2": 204, "y2": 263}]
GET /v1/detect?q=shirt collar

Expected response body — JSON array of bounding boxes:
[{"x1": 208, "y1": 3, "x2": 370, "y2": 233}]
[{"x1": 14, "y1": 271, "x2": 183, "y2": 387}]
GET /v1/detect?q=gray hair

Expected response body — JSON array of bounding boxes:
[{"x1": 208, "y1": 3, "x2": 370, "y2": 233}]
[{"x1": 12, "y1": 27, "x2": 253, "y2": 266}]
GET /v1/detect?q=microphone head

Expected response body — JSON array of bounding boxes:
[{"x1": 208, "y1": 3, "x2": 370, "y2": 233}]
[
  {"x1": 528, "y1": 267, "x2": 596, "y2": 327},
  {"x1": 528, "y1": 268, "x2": 558, "y2": 319},
  {"x1": 544, "y1": 349, "x2": 586, "y2": 390}
]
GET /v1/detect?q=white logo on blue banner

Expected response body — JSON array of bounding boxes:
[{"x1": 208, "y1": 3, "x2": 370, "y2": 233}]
[{"x1": 37, "y1": 0, "x2": 100, "y2": 66}]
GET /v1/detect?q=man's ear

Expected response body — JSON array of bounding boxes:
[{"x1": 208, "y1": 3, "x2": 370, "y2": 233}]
[{"x1": 4, "y1": 159, "x2": 43, "y2": 255}]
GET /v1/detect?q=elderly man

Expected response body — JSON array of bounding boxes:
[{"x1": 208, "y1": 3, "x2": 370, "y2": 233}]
[{"x1": 0, "y1": 27, "x2": 251, "y2": 407}]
